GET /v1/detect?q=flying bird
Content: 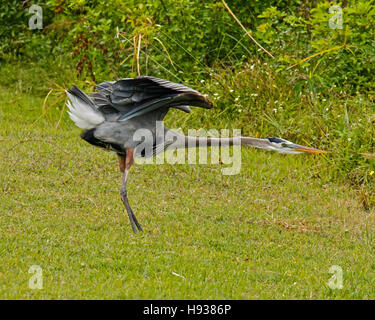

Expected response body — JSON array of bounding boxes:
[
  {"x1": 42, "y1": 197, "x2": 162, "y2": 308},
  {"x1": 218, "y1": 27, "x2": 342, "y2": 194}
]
[{"x1": 66, "y1": 76, "x2": 326, "y2": 233}]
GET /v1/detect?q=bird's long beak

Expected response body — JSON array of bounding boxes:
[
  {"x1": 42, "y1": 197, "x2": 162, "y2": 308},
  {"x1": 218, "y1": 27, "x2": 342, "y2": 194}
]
[{"x1": 291, "y1": 144, "x2": 327, "y2": 154}]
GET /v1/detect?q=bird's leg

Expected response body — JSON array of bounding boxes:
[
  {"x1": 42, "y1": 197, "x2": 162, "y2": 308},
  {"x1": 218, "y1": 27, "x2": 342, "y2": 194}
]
[
  {"x1": 124, "y1": 150, "x2": 143, "y2": 232},
  {"x1": 118, "y1": 150, "x2": 143, "y2": 233}
]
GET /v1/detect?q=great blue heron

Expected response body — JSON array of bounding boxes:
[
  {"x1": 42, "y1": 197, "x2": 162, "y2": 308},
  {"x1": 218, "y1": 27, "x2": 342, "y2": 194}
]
[{"x1": 66, "y1": 76, "x2": 326, "y2": 233}]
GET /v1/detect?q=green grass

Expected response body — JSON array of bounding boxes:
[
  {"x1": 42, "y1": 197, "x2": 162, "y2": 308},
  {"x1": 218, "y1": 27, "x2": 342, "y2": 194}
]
[{"x1": 1, "y1": 84, "x2": 375, "y2": 299}]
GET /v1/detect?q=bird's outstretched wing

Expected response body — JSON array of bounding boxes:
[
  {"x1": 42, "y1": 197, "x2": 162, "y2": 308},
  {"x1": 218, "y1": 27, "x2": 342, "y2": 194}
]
[{"x1": 90, "y1": 76, "x2": 212, "y2": 122}]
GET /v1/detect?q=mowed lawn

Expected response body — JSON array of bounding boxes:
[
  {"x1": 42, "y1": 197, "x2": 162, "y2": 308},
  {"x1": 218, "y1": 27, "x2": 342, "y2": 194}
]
[{"x1": 1, "y1": 86, "x2": 375, "y2": 299}]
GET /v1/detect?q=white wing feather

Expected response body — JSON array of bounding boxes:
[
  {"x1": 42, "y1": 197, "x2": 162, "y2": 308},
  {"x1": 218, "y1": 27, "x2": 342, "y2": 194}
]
[{"x1": 66, "y1": 92, "x2": 104, "y2": 129}]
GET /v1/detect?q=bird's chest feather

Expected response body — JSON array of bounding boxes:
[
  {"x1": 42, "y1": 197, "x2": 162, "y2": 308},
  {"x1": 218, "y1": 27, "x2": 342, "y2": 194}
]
[{"x1": 93, "y1": 118, "x2": 160, "y2": 149}]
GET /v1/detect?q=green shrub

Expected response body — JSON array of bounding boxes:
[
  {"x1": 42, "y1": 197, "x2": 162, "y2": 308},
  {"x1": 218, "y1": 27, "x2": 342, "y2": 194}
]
[{"x1": 255, "y1": 0, "x2": 375, "y2": 93}]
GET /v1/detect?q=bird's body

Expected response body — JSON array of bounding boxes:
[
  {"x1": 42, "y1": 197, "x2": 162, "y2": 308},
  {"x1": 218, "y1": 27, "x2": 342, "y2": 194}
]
[
  {"x1": 67, "y1": 76, "x2": 212, "y2": 159},
  {"x1": 66, "y1": 76, "x2": 326, "y2": 233}
]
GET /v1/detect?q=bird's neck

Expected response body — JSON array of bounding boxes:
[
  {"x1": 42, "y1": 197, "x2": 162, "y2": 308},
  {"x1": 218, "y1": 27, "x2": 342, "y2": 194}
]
[
  {"x1": 181, "y1": 135, "x2": 267, "y2": 149},
  {"x1": 184, "y1": 136, "x2": 241, "y2": 147},
  {"x1": 162, "y1": 129, "x2": 271, "y2": 151}
]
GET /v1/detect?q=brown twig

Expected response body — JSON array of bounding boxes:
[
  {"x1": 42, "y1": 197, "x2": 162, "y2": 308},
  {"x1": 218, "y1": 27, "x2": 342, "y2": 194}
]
[
  {"x1": 362, "y1": 153, "x2": 375, "y2": 159},
  {"x1": 136, "y1": 33, "x2": 142, "y2": 76},
  {"x1": 221, "y1": 0, "x2": 274, "y2": 58}
]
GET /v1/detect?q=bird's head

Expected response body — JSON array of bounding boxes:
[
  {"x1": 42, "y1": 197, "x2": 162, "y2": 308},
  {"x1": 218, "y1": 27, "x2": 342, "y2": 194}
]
[{"x1": 265, "y1": 137, "x2": 327, "y2": 155}]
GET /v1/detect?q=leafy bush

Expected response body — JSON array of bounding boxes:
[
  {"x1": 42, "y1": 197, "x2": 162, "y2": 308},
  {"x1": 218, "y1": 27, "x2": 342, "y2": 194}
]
[
  {"x1": 1, "y1": 0, "x2": 302, "y2": 78},
  {"x1": 255, "y1": 0, "x2": 375, "y2": 93}
]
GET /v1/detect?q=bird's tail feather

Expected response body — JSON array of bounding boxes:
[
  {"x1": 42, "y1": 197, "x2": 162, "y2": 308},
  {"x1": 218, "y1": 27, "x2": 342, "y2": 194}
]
[{"x1": 66, "y1": 86, "x2": 105, "y2": 130}]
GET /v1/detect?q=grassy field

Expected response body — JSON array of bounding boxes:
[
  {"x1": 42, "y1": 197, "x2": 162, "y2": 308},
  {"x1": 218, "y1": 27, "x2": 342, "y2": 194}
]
[{"x1": 1, "y1": 84, "x2": 375, "y2": 300}]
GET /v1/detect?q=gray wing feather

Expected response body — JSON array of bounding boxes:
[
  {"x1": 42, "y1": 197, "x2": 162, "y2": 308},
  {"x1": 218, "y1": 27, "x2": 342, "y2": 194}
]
[{"x1": 89, "y1": 76, "x2": 212, "y2": 121}]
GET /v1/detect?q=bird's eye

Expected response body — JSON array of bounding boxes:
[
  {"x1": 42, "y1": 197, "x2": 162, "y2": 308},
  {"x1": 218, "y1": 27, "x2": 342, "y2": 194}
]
[{"x1": 281, "y1": 143, "x2": 287, "y2": 147}]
